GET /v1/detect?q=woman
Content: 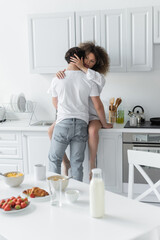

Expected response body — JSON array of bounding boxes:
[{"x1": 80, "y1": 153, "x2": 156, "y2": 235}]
[{"x1": 48, "y1": 41, "x2": 112, "y2": 178}]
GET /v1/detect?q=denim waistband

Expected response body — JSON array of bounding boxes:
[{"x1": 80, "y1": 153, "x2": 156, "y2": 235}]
[{"x1": 59, "y1": 118, "x2": 87, "y2": 124}]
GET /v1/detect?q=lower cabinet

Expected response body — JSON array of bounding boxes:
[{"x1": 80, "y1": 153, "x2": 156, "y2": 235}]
[
  {"x1": 0, "y1": 131, "x2": 23, "y2": 173},
  {"x1": 97, "y1": 131, "x2": 122, "y2": 193},
  {"x1": 22, "y1": 132, "x2": 50, "y2": 174}
]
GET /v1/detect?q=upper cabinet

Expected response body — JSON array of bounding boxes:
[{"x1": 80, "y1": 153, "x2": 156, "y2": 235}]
[
  {"x1": 28, "y1": 12, "x2": 75, "y2": 73},
  {"x1": 126, "y1": 7, "x2": 153, "y2": 71},
  {"x1": 76, "y1": 11, "x2": 101, "y2": 46},
  {"x1": 28, "y1": 7, "x2": 153, "y2": 74},
  {"x1": 101, "y1": 9, "x2": 126, "y2": 72},
  {"x1": 154, "y1": 6, "x2": 160, "y2": 44}
]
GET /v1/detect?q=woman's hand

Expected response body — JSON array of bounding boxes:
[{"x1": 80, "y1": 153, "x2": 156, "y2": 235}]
[
  {"x1": 70, "y1": 54, "x2": 87, "y2": 72},
  {"x1": 102, "y1": 123, "x2": 113, "y2": 129},
  {"x1": 56, "y1": 69, "x2": 66, "y2": 79}
]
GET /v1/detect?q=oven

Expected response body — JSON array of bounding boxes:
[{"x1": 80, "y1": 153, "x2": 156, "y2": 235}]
[{"x1": 123, "y1": 133, "x2": 160, "y2": 184}]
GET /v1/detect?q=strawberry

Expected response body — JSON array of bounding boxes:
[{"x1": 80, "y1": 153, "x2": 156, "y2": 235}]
[
  {"x1": 15, "y1": 204, "x2": 21, "y2": 210},
  {"x1": 15, "y1": 200, "x2": 21, "y2": 205},
  {"x1": 21, "y1": 202, "x2": 27, "y2": 208},
  {"x1": 30, "y1": 193, "x2": 35, "y2": 198},
  {"x1": 4, "y1": 204, "x2": 11, "y2": 211},
  {"x1": 10, "y1": 196, "x2": 16, "y2": 200},
  {"x1": 0, "y1": 199, "x2": 5, "y2": 208},
  {"x1": 9, "y1": 200, "x2": 16, "y2": 207},
  {"x1": 2, "y1": 202, "x2": 7, "y2": 209}
]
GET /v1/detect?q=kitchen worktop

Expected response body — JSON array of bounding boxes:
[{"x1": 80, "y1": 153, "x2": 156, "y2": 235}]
[
  {"x1": 0, "y1": 174, "x2": 160, "y2": 240},
  {"x1": 1, "y1": 120, "x2": 160, "y2": 133}
]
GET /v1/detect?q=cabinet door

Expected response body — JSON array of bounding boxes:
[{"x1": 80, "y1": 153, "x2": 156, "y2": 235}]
[
  {"x1": 76, "y1": 11, "x2": 100, "y2": 45},
  {"x1": 101, "y1": 9, "x2": 126, "y2": 72},
  {"x1": 0, "y1": 160, "x2": 23, "y2": 173},
  {"x1": 126, "y1": 7, "x2": 153, "y2": 71},
  {"x1": 97, "y1": 132, "x2": 122, "y2": 193},
  {"x1": 28, "y1": 12, "x2": 75, "y2": 73},
  {"x1": 154, "y1": 6, "x2": 160, "y2": 44},
  {"x1": 22, "y1": 132, "x2": 50, "y2": 174}
]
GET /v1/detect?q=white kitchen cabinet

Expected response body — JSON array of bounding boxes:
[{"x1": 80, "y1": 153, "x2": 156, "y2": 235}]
[
  {"x1": 0, "y1": 131, "x2": 23, "y2": 173},
  {"x1": 28, "y1": 12, "x2": 75, "y2": 73},
  {"x1": 154, "y1": 6, "x2": 160, "y2": 44},
  {"x1": 76, "y1": 11, "x2": 101, "y2": 46},
  {"x1": 28, "y1": 7, "x2": 153, "y2": 74},
  {"x1": 97, "y1": 131, "x2": 122, "y2": 193},
  {"x1": 126, "y1": 7, "x2": 153, "y2": 71},
  {"x1": 101, "y1": 9, "x2": 126, "y2": 72},
  {"x1": 22, "y1": 132, "x2": 50, "y2": 173},
  {"x1": 101, "y1": 7, "x2": 153, "y2": 72}
]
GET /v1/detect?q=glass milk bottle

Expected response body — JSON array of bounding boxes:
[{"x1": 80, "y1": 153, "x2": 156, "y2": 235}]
[{"x1": 89, "y1": 168, "x2": 105, "y2": 218}]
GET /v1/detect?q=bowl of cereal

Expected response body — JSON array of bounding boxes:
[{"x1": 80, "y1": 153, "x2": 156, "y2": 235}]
[
  {"x1": 3, "y1": 171, "x2": 24, "y2": 187},
  {"x1": 47, "y1": 175, "x2": 69, "y2": 191}
]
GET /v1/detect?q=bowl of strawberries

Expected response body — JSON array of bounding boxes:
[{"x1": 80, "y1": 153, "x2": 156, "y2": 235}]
[{"x1": 0, "y1": 196, "x2": 30, "y2": 212}]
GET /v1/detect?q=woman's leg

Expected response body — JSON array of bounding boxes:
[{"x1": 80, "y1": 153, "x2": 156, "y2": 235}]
[
  {"x1": 48, "y1": 123, "x2": 70, "y2": 176},
  {"x1": 88, "y1": 120, "x2": 102, "y2": 180}
]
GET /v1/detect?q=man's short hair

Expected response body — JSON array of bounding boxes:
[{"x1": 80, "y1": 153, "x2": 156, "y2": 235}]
[{"x1": 65, "y1": 47, "x2": 85, "y2": 63}]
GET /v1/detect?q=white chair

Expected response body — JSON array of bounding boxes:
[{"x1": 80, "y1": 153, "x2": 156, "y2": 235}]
[{"x1": 127, "y1": 150, "x2": 160, "y2": 202}]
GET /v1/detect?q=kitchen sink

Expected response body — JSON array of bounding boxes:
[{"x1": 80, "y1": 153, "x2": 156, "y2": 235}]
[{"x1": 30, "y1": 120, "x2": 53, "y2": 126}]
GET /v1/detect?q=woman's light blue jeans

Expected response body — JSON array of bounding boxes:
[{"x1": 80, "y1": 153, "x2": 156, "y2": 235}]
[{"x1": 48, "y1": 118, "x2": 88, "y2": 181}]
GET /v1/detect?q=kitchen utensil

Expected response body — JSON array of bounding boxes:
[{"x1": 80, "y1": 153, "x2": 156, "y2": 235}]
[
  {"x1": 0, "y1": 172, "x2": 5, "y2": 176},
  {"x1": 115, "y1": 98, "x2": 122, "y2": 110},
  {"x1": 150, "y1": 118, "x2": 160, "y2": 125},
  {"x1": 132, "y1": 105, "x2": 145, "y2": 124},
  {"x1": 110, "y1": 97, "x2": 115, "y2": 111}
]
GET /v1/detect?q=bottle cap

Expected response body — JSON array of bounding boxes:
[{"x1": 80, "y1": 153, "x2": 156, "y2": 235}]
[{"x1": 91, "y1": 168, "x2": 102, "y2": 174}]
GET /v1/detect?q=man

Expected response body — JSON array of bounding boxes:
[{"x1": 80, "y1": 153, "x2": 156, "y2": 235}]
[{"x1": 48, "y1": 47, "x2": 110, "y2": 181}]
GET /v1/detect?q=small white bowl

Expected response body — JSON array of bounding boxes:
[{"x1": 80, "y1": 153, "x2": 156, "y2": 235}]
[{"x1": 65, "y1": 189, "x2": 79, "y2": 203}]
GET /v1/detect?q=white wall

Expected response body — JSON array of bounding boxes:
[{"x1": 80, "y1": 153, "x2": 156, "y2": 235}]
[{"x1": 0, "y1": 0, "x2": 160, "y2": 122}]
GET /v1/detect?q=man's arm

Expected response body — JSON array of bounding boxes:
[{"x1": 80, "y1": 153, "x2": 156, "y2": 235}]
[
  {"x1": 52, "y1": 97, "x2": 58, "y2": 109},
  {"x1": 91, "y1": 96, "x2": 113, "y2": 129}
]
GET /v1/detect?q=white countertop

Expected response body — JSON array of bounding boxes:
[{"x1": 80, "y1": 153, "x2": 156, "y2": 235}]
[
  {"x1": 1, "y1": 120, "x2": 160, "y2": 133},
  {"x1": 0, "y1": 174, "x2": 160, "y2": 240}
]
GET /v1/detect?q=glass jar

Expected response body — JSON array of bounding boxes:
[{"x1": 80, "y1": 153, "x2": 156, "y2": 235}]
[{"x1": 116, "y1": 107, "x2": 124, "y2": 124}]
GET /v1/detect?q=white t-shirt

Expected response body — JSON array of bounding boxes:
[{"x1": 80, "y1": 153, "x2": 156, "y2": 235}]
[
  {"x1": 86, "y1": 69, "x2": 106, "y2": 121},
  {"x1": 48, "y1": 70, "x2": 99, "y2": 124}
]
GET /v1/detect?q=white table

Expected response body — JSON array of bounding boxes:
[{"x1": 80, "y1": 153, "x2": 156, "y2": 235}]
[{"x1": 0, "y1": 174, "x2": 160, "y2": 240}]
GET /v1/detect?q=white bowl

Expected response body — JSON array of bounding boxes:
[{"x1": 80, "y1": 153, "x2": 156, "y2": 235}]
[
  {"x1": 65, "y1": 189, "x2": 79, "y2": 203},
  {"x1": 47, "y1": 175, "x2": 69, "y2": 191},
  {"x1": 3, "y1": 171, "x2": 24, "y2": 187}
]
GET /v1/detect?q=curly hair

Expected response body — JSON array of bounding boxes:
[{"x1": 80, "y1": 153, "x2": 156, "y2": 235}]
[{"x1": 79, "y1": 41, "x2": 110, "y2": 75}]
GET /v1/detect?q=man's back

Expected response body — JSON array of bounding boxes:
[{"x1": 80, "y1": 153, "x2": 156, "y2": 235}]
[{"x1": 50, "y1": 70, "x2": 99, "y2": 124}]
